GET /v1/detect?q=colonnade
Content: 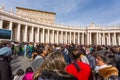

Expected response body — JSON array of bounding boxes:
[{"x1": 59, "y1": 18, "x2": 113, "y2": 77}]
[
  {"x1": 0, "y1": 9, "x2": 120, "y2": 45},
  {"x1": 0, "y1": 20, "x2": 86, "y2": 44},
  {"x1": 87, "y1": 32, "x2": 119, "y2": 45}
]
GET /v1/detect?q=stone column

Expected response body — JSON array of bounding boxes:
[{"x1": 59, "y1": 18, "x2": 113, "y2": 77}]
[
  {"x1": 96, "y1": 33, "x2": 99, "y2": 45},
  {"x1": 45, "y1": 30, "x2": 47, "y2": 43},
  {"x1": 74, "y1": 32, "x2": 75, "y2": 44},
  {"x1": 108, "y1": 33, "x2": 111, "y2": 45},
  {"x1": 30, "y1": 27, "x2": 34, "y2": 42},
  {"x1": 24, "y1": 25, "x2": 28, "y2": 42},
  {"x1": 56, "y1": 30, "x2": 58, "y2": 43},
  {"x1": 99, "y1": 33, "x2": 101, "y2": 45},
  {"x1": 89, "y1": 32, "x2": 91, "y2": 45},
  {"x1": 102, "y1": 33, "x2": 105, "y2": 45},
  {"x1": 87, "y1": 32, "x2": 89, "y2": 45},
  {"x1": 82, "y1": 32, "x2": 84, "y2": 45},
  {"x1": 65, "y1": 32, "x2": 67, "y2": 44},
  {"x1": 78, "y1": 32, "x2": 80, "y2": 44},
  {"x1": 37, "y1": 28, "x2": 39, "y2": 42},
  {"x1": 0, "y1": 19, "x2": 3, "y2": 29},
  {"x1": 52, "y1": 30, "x2": 54, "y2": 43},
  {"x1": 9, "y1": 22, "x2": 12, "y2": 30},
  {"x1": 9, "y1": 22, "x2": 12, "y2": 40},
  {"x1": 107, "y1": 35, "x2": 110, "y2": 45},
  {"x1": 70, "y1": 32, "x2": 71, "y2": 44},
  {"x1": 17, "y1": 24, "x2": 21, "y2": 42},
  {"x1": 42, "y1": 28, "x2": 45, "y2": 43},
  {"x1": 47, "y1": 29, "x2": 50, "y2": 43},
  {"x1": 114, "y1": 33, "x2": 117, "y2": 45},
  {"x1": 61, "y1": 31, "x2": 63, "y2": 43},
  {"x1": 118, "y1": 35, "x2": 120, "y2": 46}
]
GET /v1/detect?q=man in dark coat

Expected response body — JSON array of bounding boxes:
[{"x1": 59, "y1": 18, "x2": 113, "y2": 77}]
[{"x1": 0, "y1": 42, "x2": 12, "y2": 80}]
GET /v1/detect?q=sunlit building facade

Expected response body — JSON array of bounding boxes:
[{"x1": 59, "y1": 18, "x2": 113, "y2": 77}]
[{"x1": 0, "y1": 7, "x2": 120, "y2": 45}]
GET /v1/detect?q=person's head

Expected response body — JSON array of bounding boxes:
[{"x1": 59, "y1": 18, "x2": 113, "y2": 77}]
[
  {"x1": 95, "y1": 51, "x2": 116, "y2": 66},
  {"x1": 16, "y1": 69, "x2": 24, "y2": 76},
  {"x1": 72, "y1": 48, "x2": 82, "y2": 60},
  {"x1": 33, "y1": 51, "x2": 66, "y2": 79},
  {"x1": 44, "y1": 51, "x2": 66, "y2": 70},
  {"x1": 37, "y1": 48, "x2": 43, "y2": 55},
  {"x1": 43, "y1": 48, "x2": 48, "y2": 56},
  {"x1": 26, "y1": 67, "x2": 33, "y2": 73},
  {"x1": 37, "y1": 48, "x2": 48, "y2": 57},
  {"x1": 0, "y1": 41, "x2": 11, "y2": 47}
]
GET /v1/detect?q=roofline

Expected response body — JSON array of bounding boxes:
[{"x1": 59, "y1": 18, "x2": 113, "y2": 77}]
[{"x1": 16, "y1": 7, "x2": 56, "y2": 15}]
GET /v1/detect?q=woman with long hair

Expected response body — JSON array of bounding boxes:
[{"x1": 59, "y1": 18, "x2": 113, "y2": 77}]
[
  {"x1": 33, "y1": 51, "x2": 77, "y2": 80},
  {"x1": 13, "y1": 69, "x2": 24, "y2": 80}
]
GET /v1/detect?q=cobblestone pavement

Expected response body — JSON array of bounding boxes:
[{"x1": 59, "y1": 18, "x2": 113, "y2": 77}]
[{"x1": 10, "y1": 55, "x2": 32, "y2": 75}]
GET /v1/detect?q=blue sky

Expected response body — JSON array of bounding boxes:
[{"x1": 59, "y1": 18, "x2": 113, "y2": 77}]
[{"x1": 0, "y1": 0, "x2": 120, "y2": 25}]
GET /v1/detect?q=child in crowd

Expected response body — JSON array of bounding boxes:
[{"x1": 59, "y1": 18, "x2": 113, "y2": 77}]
[
  {"x1": 22, "y1": 67, "x2": 34, "y2": 80},
  {"x1": 13, "y1": 69, "x2": 24, "y2": 80}
]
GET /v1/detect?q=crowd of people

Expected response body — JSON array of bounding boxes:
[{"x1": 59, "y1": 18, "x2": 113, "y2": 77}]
[{"x1": 0, "y1": 41, "x2": 120, "y2": 80}]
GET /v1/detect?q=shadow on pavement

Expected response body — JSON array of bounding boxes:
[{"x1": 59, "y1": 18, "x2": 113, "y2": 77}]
[{"x1": 10, "y1": 55, "x2": 32, "y2": 75}]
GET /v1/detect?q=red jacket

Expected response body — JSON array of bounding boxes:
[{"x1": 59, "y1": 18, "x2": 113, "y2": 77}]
[{"x1": 65, "y1": 61, "x2": 93, "y2": 80}]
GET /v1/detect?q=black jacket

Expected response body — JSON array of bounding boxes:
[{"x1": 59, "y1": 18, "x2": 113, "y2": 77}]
[
  {"x1": 0, "y1": 56, "x2": 12, "y2": 80},
  {"x1": 37, "y1": 70, "x2": 78, "y2": 80}
]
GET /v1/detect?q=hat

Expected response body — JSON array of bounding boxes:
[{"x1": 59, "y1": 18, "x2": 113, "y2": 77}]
[
  {"x1": 90, "y1": 47, "x2": 94, "y2": 52},
  {"x1": 0, "y1": 47, "x2": 12, "y2": 56}
]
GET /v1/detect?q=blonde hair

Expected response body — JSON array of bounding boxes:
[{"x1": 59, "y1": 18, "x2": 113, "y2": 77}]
[{"x1": 33, "y1": 51, "x2": 66, "y2": 80}]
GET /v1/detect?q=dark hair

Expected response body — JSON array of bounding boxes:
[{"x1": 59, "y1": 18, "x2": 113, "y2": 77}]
[
  {"x1": 16, "y1": 69, "x2": 24, "y2": 76},
  {"x1": 72, "y1": 49, "x2": 82, "y2": 60},
  {"x1": 95, "y1": 51, "x2": 116, "y2": 66},
  {"x1": 71, "y1": 49, "x2": 82, "y2": 72},
  {"x1": 26, "y1": 67, "x2": 33, "y2": 73},
  {"x1": 37, "y1": 48, "x2": 45, "y2": 55}
]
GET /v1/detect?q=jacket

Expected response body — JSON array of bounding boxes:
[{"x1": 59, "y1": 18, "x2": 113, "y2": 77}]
[
  {"x1": 31, "y1": 56, "x2": 45, "y2": 71},
  {"x1": 37, "y1": 70, "x2": 78, "y2": 80},
  {"x1": 65, "y1": 61, "x2": 92, "y2": 80},
  {"x1": 22, "y1": 72, "x2": 33, "y2": 80},
  {"x1": 95, "y1": 66, "x2": 119, "y2": 80}
]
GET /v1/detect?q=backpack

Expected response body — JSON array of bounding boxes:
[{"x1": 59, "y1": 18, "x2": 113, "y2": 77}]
[{"x1": 72, "y1": 62, "x2": 80, "y2": 72}]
